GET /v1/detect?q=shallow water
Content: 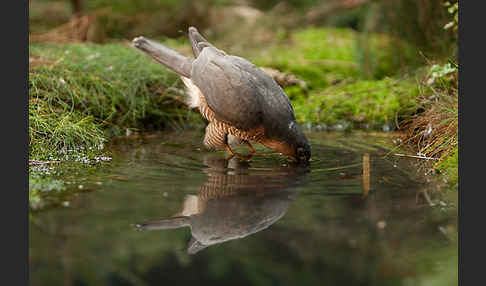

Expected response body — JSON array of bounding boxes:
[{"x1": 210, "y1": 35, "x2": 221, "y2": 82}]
[{"x1": 29, "y1": 131, "x2": 457, "y2": 286}]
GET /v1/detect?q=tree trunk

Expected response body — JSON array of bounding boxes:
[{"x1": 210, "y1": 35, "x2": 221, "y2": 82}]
[{"x1": 71, "y1": 0, "x2": 83, "y2": 16}]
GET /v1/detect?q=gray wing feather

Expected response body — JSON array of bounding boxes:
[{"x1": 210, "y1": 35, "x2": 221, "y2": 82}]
[
  {"x1": 191, "y1": 47, "x2": 294, "y2": 131},
  {"x1": 188, "y1": 26, "x2": 216, "y2": 58}
]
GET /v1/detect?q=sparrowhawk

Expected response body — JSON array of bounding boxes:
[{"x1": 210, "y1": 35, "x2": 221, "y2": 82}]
[{"x1": 133, "y1": 27, "x2": 311, "y2": 162}]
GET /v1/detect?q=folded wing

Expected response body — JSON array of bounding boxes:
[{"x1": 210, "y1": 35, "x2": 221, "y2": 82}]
[{"x1": 191, "y1": 47, "x2": 294, "y2": 132}]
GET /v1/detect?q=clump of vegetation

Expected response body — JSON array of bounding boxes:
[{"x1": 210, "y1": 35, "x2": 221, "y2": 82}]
[
  {"x1": 400, "y1": 62, "x2": 458, "y2": 186},
  {"x1": 29, "y1": 41, "x2": 202, "y2": 160},
  {"x1": 29, "y1": 99, "x2": 105, "y2": 160}
]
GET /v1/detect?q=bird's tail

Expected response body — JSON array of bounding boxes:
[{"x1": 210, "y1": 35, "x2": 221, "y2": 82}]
[
  {"x1": 188, "y1": 26, "x2": 214, "y2": 58},
  {"x1": 132, "y1": 36, "x2": 193, "y2": 78}
]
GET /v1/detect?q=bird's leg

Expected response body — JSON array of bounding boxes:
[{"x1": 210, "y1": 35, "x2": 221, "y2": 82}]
[
  {"x1": 244, "y1": 141, "x2": 256, "y2": 154},
  {"x1": 224, "y1": 135, "x2": 252, "y2": 161},
  {"x1": 233, "y1": 140, "x2": 254, "y2": 161},
  {"x1": 224, "y1": 144, "x2": 236, "y2": 160}
]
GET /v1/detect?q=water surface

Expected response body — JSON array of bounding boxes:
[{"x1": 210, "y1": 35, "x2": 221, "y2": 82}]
[{"x1": 29, "y1": 131, "x2": 457, "y2": 286}]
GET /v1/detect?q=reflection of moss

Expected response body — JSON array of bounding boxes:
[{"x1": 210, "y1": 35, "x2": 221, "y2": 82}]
[{"x1": 29, "y1": 176, "x2": 66, "y2": 210}]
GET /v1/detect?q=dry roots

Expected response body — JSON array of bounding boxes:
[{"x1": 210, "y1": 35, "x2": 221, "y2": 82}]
[
  {"x1": 29, "y1": 14, "x2": 96, "y2": 44},
  {"x1": 400, "y1": 94, "x2": 458, "y2": 160}
]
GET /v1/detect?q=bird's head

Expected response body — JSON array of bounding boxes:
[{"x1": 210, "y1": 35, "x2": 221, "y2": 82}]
[
  {"x1": 295, "y1": 140, "x2": 311, "y2": 163},
  {"x1": 287, "y1": 120, "x2": 311, "y2": 162},
  {"x1": 292, "y1": 127, "x2": 311, "y2": 163},
  {"x1": 263, "y1": 120, "x2": 311, "y2": 163}
]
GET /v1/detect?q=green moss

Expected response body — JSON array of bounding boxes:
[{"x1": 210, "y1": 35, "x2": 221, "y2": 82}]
[
  {"x1": 436, "y1": 146, "x2": 458, "y2": 187},
  {"x1": 293, "y1": 77, "x2": 419, "y2": 128}
]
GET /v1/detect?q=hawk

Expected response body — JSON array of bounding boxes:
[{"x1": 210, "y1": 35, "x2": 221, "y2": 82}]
[{"x1": 133, "y1": 27, "x2": 311, "y2": 162}]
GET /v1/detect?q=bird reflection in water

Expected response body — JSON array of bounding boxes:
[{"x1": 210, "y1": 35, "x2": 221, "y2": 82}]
[{"x1": 134, "y1": 155, "x2": 309, "y2": 254}]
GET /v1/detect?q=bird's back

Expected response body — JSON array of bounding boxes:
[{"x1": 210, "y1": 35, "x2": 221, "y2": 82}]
[{"x1": 191, "y1": 47, "x2": 296, "y2": 139}]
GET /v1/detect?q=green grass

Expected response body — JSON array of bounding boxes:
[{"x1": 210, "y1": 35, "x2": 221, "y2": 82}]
[
  {"x1": 29, "y1": 41, "x2": 202, "y2": 160},
  {"x1": 29, "y1": 99, "x2": 105, "y2": 160}
]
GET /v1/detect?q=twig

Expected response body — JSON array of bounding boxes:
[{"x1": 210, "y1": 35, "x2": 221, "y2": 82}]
[
  {"x1": 29, "y1": 160, "x2": 61, "y2": 166},
  {"x1": 393, "y1": 153, "x2": 439, "y2": 160},
  {"x1": 361, "y1": 153, "x2": 370, "y2": 200}
]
